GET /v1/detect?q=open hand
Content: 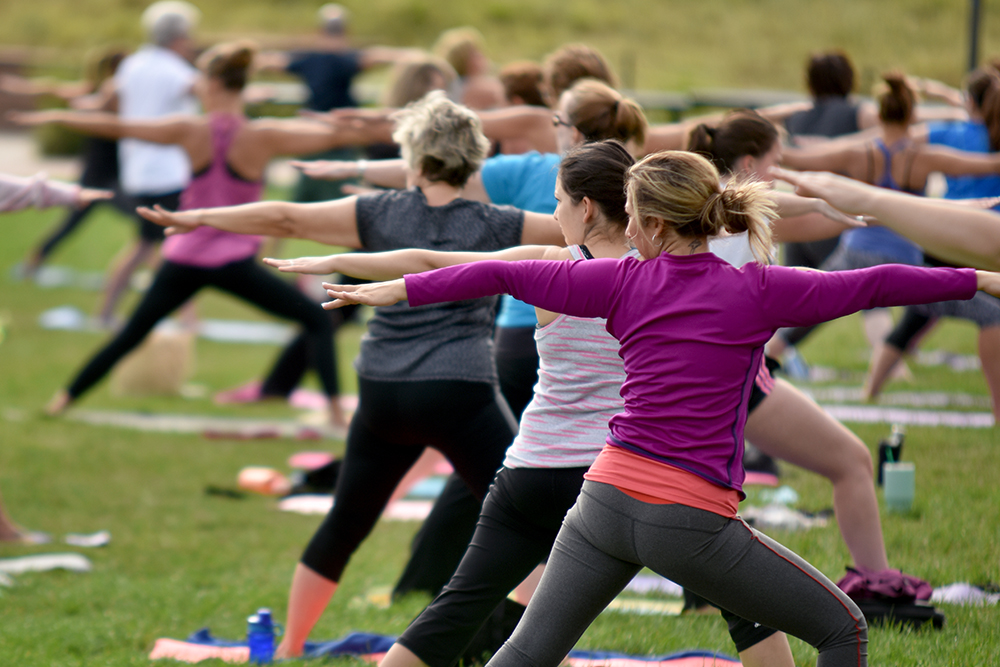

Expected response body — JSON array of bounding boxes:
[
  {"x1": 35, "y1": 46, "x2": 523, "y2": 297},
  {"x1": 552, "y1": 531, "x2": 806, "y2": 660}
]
[
  {"x1": 321, "y1": 279, "x2": 407, "y2": 309},
  {"x1": 6, "y1": 110, "x2": 54, "y2": 126},
  {"x1": 263, "y1": 255, "x2": 340, "y2": 275},
  {"x1": 770, "y1": 167, "x2": 874, "y2": 215},
  {"x1": 976, "y1": 270, "x2": 1000, "y2": 298},
  {"x1": 77, "y1": 187, "x2": 114, "y2": 206},
  {"x1": 136, "y1": 204, "x2": 200, "y2": 236},
  {"x1": 289, "y1": 160, "x2": 360, "y2": 181}
]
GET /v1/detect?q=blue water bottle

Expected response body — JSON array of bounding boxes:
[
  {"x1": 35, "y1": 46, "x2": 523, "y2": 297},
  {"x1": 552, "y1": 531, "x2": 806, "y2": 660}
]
[{"x1": 247, "y1": 608, "x2": 277, "y2": 664}]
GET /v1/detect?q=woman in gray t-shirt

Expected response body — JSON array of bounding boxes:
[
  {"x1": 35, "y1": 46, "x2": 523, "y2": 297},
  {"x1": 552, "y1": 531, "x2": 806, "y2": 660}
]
[{"x1": 140, "y1": 91, "x2": 563, "y2": 658}]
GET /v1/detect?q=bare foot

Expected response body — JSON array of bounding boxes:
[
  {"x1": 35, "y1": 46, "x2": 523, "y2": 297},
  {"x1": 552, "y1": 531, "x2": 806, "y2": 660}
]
[
  {"x1": 330, "y1": 397, "x2": 352, "y2": 432},
  {"x1": 45, "y1": 390, "x2": 72, "y2": 416},
  {"x1": 0, "y1": 517, "x2": 51, "y2": 543},
  {"x1": 274, "y1": 639, "x2": 303, "y2": 660}
]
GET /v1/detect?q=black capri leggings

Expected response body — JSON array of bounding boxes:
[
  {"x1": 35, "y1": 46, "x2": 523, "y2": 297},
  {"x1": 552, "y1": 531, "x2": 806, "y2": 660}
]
[
  {"x1": 66, "y1": 257, "x2": 336, "y2": 400},
  {"x1": 259, "y1": 273, "x2": 367, "y2": 399},
  {"x1": 300, "y1": 378, "x2": 516, "y2": 582},
  {"x1": 399, "y1": 466, "x2": 588, "y2": 667}
]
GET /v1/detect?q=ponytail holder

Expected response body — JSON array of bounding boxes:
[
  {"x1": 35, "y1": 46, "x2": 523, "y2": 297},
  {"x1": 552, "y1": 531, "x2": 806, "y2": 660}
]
[{"x1": 700, "y1": 190, "x2": 723, "y2": 225}]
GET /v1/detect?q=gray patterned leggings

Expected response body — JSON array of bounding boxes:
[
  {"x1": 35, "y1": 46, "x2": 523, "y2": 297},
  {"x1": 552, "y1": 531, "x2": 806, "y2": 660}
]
[{"x1": 486, "y1": 481, "x2": 867, "y2": 667}]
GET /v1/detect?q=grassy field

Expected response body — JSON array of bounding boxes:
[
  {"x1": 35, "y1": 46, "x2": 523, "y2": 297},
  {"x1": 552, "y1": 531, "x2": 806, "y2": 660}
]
[
  {"x1": 1, "y1": 185, "x2": 999, "y2": 666},
  {"x1": 6, "y1": 0, "x2": 1000, "y2": 95}
]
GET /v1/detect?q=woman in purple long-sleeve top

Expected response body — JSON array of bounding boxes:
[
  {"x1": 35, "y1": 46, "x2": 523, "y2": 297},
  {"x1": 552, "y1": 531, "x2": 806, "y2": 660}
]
[{"x1": 326, "y1": 150, "x2": 1000, "y2": 667}]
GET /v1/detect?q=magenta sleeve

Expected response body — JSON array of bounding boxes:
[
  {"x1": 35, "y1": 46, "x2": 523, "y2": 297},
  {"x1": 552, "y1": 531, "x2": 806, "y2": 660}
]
[
  {"x1": 405, "y1": 258, "x2": 621, "y2": 318},
  {"x1": 759, "y1": 264, "x2": 978, "y2": 328}
]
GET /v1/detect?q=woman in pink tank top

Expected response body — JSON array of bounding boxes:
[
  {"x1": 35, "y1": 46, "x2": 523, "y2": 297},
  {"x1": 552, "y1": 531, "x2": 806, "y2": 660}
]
[{"x1": 19, "y1": 41, "x2": 355, "y2": 427}]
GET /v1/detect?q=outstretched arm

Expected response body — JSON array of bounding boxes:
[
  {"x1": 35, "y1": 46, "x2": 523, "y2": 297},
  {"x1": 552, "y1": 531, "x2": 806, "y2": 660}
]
[
  {"x1": 772, "y1": 167, "x2": 1000, "y2": 271},
  {"x1": 769, "y1": 190, "x2": 866, "y2": 243},
  {"x1": 9, "y1": 109, "x2": 196, "y2": 145},
  {"x1": 251, "y1": 117, "x2": 360, "y2": 157},
  {"x1": 290, "y1": 158, "x2": 408, "y2": 189},
  {"x1": 917, "y1": 144, "x2": 1000, "y2": 178},
  {"x1": 0, "y1": 73, "x2": 92, "y2": 100},
  {"x1": 0, "y1": 173, "x2": 78, "y2": 212},
  {"x1": 780, "y1": 143, "x2": 860, "y2": 176},
  {"x1": 761, "y1": 263, "x2": 978, "y2": 329},
  {"x1": 137, "y1": 196, "x2": 362, "y2": 248},
  {"x1": 477, "y1": 106, "x2": 558, "y2": 155},
  {"x1": 325, "y1": 258, "x2": 624, "y2": 318},
  {"x1": 265, "y1": 245, "x2": 562, "y2": 280},
  {"x1": 359, "y1": 46, "x2": 425, "y2": 69}
]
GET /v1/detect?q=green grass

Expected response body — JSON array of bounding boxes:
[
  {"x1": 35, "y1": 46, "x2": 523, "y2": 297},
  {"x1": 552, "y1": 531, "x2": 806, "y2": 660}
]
[
  {"x1": 2, "y1": 198, "x2": 1000, "y2": 659},
  {"x1": 8, "y1": 0, "x2": 1000, "y2": 95}
]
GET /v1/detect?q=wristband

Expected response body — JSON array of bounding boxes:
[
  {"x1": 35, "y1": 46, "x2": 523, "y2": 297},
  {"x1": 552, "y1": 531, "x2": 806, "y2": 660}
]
[{"x1": 357, "y1": 160, "x2": 368, "y2": 179}]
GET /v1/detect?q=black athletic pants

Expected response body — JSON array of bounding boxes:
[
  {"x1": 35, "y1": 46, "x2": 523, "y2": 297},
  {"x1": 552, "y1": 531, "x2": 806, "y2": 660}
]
[{"x1": 66, "y1": 257, "x2": 336, "y2": 400}]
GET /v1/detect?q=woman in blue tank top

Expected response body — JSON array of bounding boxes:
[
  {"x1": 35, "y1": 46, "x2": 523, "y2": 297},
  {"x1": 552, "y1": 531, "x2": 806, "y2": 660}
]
[{"x1": 775, "y1": 71, "x2": 1000, "y2": 366}]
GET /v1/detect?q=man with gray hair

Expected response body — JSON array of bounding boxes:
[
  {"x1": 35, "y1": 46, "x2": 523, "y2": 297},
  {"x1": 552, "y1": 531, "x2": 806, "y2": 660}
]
[{"x1": 96, "y1": 0, "x2": 200, "y2": 326}]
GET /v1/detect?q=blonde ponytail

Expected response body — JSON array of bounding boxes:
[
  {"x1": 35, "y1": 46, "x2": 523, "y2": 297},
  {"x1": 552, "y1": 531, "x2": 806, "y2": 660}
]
[{"x1": 627, "y1": 151, "x2": 775, "y2": 264}]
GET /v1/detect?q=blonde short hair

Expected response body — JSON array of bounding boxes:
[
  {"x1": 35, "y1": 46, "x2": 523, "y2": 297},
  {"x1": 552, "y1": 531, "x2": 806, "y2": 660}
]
[
  {"x1": 432, "y1": 27, "x2": 486, "y2": 78},
  {"x1": 382, "y1": 54, "x2": 457, "y2": 108},
  {"x1": 391, "y1": 92, "x2": 490, "y2": 187}
]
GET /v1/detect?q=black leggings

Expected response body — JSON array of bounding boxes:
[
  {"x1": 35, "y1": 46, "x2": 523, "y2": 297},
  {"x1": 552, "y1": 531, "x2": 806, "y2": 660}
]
[
  {"x1": 300, "y1": 378, "x2": 516, "y2": 582},
  {"x1": 884, "y1": 309, "x2": 933, "y2": 352},
  {"x1": 66, "y1": 257, "x2": 336, "y2": 400},
  {"x1": 399, "y1": 466, "x2": 588, "y2": 667},
  {"x1": 33, "y1": 193, "x2": 133, "y2": 262},
  {"x1": 391, "y1": 325, "x2": 541, "y2": 598},
  {"x1": 494, "y1": 326, "x2": 540, "y2": 421},
  {"x1": 259, "y1": 274, "x2": 366, "y2": 398}
]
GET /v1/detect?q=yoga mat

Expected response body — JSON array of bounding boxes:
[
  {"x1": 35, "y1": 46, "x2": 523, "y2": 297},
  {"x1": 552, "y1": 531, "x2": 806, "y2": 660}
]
[
  {"x1": 39, "y1": 306, "x2": 295, "y2": 345},
  {"x1": 150, "y1": 629, "x2": 741, "y2": 666},
  {"x1": 0, "y1": 553, "x2": 92, "y2": 574},
  {"x1": 804, "y1": 386, "x2": 992, "y2": 409},
  {"x1": 821, "y1": 404, "x2": 994, "y2": 428},
  {"x1": 65, "y1": 409, "x2": 337, "y2": 440}
]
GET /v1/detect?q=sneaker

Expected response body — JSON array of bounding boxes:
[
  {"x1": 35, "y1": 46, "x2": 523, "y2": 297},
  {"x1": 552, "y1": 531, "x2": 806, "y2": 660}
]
[{"x1": 214, "y1": 381, "x2": 263, "y2": 405}]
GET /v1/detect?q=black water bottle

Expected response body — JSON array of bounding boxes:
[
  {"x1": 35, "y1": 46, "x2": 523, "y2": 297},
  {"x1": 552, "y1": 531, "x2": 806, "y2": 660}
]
[{"x1": 876, "y1": 424, "x2": 905, "y2": 487}]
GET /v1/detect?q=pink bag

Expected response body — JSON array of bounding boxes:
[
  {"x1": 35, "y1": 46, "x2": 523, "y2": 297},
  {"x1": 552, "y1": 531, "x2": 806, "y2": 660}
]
[{"x1": 837, "y1": 566, "x2": 932, "y2": 603}]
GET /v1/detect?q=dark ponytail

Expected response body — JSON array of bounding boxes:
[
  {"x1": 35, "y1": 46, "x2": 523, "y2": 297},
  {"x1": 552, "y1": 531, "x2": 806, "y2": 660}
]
[
  {"x1": 976, "y1": 72, "x2": 1000, "y2": 151},
  {"x1": 198, "y1": 40, "x2": 257, "y2": 92},
  {"x1": 878, "y1": 71, "x2": 915, "y2": 125},
  {"x1": 686, "y1": 109, "x2": 778, "y2": 175}
]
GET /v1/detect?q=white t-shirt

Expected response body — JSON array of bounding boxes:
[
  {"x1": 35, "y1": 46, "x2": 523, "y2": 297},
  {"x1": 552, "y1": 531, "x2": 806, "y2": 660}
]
[
  {"x1": 115, "y1": 45, "x2": 198, "y2": 195},
  {"x1": 709, "y1": 231, "x2": 758, "y2": 268}
]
